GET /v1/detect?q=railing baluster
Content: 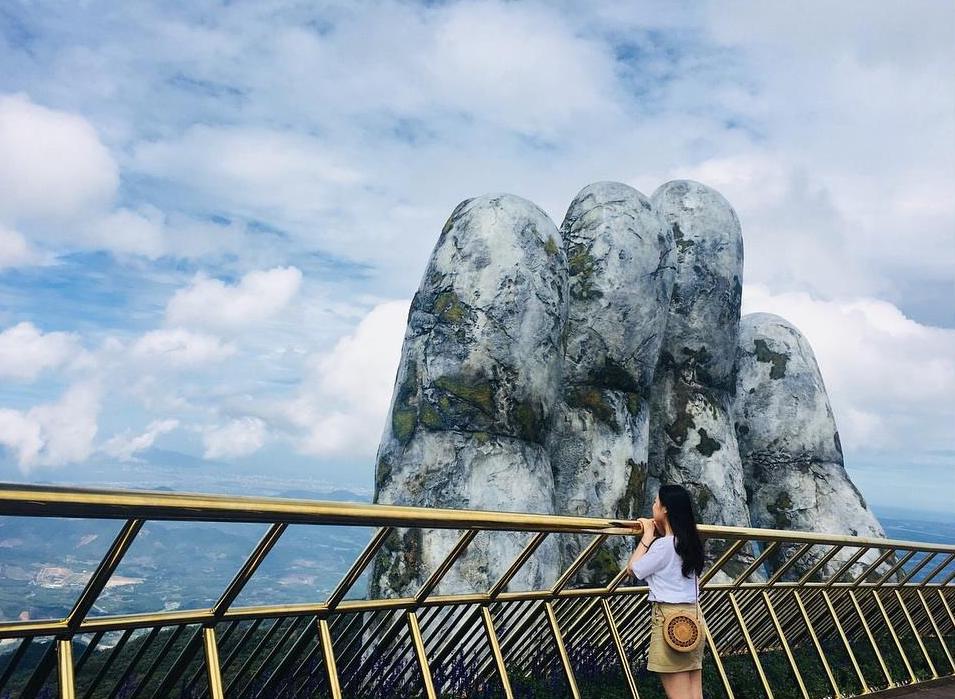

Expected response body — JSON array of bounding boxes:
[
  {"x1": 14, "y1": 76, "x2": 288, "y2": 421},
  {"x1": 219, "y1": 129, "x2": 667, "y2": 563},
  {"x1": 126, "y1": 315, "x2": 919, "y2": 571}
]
[
  {"x1": 728, "y1": 592, "x2": 774, "y2": 698},
  {"x1": 318, "y1": 618, "x2": 343, "y2": 699},
  {"x1": 212, "y1": 522, "x2": 286, "y2": 619},
  {"x1": 761, "y1": 591, "x2": 809, "y2": 699},
  {"x1": 551, "y1": 534, "x2": 608, "y2": 594},
  {"x1": 920, "y1": 552, "x2": 955, "y2": 587},
  {"x1": 489, "y1": 531, "x2": 549, "y2": 599},
  {"x1": 898, "y1": 551, "x2": 938, "y2": 585},
  {"x1": 848, "y1": 589, "x2": 894, "y2": 687},
  {"x1": 793, "y1": 590, "x2": 841, "y2": 697},
  {"x1": 415, "y1": 529, "x2": 478, "y2": 603},
  {"x1": 82, "y1": 629, "x2": 133, "y2": 699},
  {"x1": 57, "y1": 638, "x2": 75, "y2": 699},
  {"x1": 545, "y1": 601, "x2": 581, "y2": 699},
  {"x1": 202, "y1": 626, "x2": 224, "y2": 699},
  {"x1": 822, "y1": 589, "x2": 870, "y2": 692},
  {"x1": 326, "y1": 526, "x2": 393, "y2": 611},
  {"x1": 0, "y1": 636, "x2": 32, "y2": 693},
  {"x1": 130, "y1": 625, "x2": 186, "y2": 698},
  {"x1": 67, "y1": 520, "x2": 143, "y2": 633},
  {"x1": 407, "y1": 610, "x2": 437, "y2": 699},
  {"x1": 870, "y1": 588, "x2": 917, "y2": 684},
  {"x1": 481, "y1": 606, "x2": 515, "y2": 699},
  {"x1": 916, "y1": 589, "x2": 955, "y2": 673},
  {"x1": 895, "y1": 589, "x2": 939, "y2": 678},
  {"x1": 600, "y1": 599, "x2": 639, "y2": 699},
  {"x1": 152, "y1": 625, "x2": 204, "y2": 698}
]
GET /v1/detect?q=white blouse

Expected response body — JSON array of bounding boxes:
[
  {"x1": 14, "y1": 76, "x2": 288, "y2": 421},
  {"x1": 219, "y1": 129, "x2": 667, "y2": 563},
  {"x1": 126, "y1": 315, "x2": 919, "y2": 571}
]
[{"x1": 630, "y1": 535, "x2": 699, "y2": 603}]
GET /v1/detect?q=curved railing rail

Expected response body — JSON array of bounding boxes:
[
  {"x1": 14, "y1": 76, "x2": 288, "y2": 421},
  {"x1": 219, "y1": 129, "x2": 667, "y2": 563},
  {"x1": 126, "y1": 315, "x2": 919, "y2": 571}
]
[{"x1": 0, "y1": 483, "x2": 952, "y2": 698}]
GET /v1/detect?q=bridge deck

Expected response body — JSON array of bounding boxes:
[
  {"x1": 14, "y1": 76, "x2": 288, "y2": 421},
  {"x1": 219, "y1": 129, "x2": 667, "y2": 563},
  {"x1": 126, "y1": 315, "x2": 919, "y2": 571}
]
[{"x1": 871, "y1": 677, "x2": 955, "y2": 697}]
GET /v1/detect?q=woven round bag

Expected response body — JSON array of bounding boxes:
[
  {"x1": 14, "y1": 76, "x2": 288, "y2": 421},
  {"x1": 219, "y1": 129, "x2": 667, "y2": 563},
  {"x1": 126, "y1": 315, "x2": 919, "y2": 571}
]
[{"x1": 663, "y1": 608, "x2": 703, "y2": 653}]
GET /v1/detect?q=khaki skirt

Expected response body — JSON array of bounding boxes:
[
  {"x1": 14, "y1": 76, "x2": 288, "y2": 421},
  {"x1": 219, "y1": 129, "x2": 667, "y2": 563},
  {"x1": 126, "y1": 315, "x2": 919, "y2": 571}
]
[{"x1": 648, "y1": 601, "x2": 705, "y2": 673}]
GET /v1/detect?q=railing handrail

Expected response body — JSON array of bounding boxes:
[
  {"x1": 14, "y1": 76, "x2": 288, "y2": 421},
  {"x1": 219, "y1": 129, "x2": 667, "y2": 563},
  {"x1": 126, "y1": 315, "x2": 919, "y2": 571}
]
[{"x1": 0, "y1": 482, "x2": 952, "y2": 553}]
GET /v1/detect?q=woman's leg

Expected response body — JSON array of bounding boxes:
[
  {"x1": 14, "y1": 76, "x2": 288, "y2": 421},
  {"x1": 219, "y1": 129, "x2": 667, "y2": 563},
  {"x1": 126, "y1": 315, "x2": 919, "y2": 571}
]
[
  {"x1": 690, "y1": 668, "x2": 703, "y2": 699},
  {"x1": 660, "y1": 670, "x2": 692, "y2": 698}
]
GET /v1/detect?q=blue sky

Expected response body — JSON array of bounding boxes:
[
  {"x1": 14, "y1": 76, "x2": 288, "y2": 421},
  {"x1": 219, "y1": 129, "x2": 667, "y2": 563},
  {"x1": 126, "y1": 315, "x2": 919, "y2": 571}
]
[{"x1": 0, "y1": 1, "x2": 953, "y2": 513}]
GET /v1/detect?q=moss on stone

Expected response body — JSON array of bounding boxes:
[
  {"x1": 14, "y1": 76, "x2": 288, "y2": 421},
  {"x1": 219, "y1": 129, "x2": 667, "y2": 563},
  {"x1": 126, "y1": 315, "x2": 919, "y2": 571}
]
[
  {"x1": 566, "y1": 386, "x2": 617, "y2": 430},
  {"x1": 766, "y1": 491, "x2": 794, "y2": 529},
  {"x1": 392, "y1": 408, "x2": 417, "y2": 445},
  {"x1": 391, "y1": 364, "x2": 419, "y2": 444},
  {"x1": 434, "y1": 374, "x2": 496, "y2": 415},
  {"x1": 616, "y1": 458, "x2": 647, "y2": 520},
  {"x1": 672, "y1": 221, "x2": 694, "y2": 254},
  {"x1": 695, "y1": 428, "x2": 721, "y2": 456},
  {"x1": 567, "y1": 244, "x2": 602, "y2": 300},
  {"x1": 624, "y1": 392, "x2": 643, "y2": 417},
  {"x1": 665, "y1": 405, "x2": 695, "y2": 447},
  {"x1": 419, "y1": 403, "x2": 443, "y2": 430},
  {"x1": 544, "y1": 236, "x2": 559, "y2": 256},
  {"x1": 753, "y1": 338, "x2": 789, "y2": 380},
  {"x1": 513, "y1": 399, "x2": 543, "y2": 442},
  {"x1": 375, "y1": 455, "x2": 393, "y2": 490},
  {"x1": 434, "y1": 290, "x2": 468, "y2": 324},
  {"x1": 383, "y1": 528, "x2": 423, "y2": 594}
]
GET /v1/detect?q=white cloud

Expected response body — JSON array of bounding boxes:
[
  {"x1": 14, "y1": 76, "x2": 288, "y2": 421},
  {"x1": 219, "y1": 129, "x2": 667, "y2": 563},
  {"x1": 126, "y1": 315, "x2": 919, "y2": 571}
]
[
  {"x1": 101, "y1": 418, "x2": 179, "y2": 462},
  {"x1": 0, "y1": 322, "x2": 82, "y2": 381},
  {"x1": 0, "y1": 93, "x2": 118, "y2": 222},
  {"x1": 0, "y1": 225, "x2": 43, "y2": 269},
  {"x1": 133, "y1": 126, "x2": 360, "y2": 217},
  {"x1": 203, "y1": 416, "x2": 267, "y2": 459},
  {"x1": 742, "y1": 284, "x2": 955, "y2": 454},
  {"x1": 165, "y1": 267, "x2": 303, "y2": 332},
  {"x1": 87, "y1": 207, "x2": 166, "y2": 259},
  {"x1": 0, "y1": 382, "x2": 100, "y2": 471},
  {"x1": 288, "y1": 300, "x2": 408, "y2": 457},
  {"x1": 132, "y1": 328, "x2": 235, "y2": 366}
]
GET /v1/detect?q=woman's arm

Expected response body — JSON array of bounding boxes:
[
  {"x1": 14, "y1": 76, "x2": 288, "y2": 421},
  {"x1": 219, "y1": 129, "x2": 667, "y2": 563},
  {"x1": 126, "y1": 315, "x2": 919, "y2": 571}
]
[{"x1": 625, "y1": 518, "x2": 658, "y2": 576}]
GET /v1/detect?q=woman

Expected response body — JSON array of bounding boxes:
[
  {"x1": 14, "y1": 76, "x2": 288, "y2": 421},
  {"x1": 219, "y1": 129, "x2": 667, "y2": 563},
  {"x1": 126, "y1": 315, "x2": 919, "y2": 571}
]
[{"x1": 626, "y1": 484, "x2": 706, "y2": 699}]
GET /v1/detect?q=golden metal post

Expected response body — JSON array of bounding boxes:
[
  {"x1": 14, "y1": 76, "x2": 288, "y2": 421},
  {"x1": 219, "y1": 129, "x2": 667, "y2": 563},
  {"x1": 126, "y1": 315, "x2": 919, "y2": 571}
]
[
  {"x1": 848, "y1": 590, "x2": 894, "y2": 687},
  {"x1": 821, "y1": 589, "x2": 869, "y2": 692},
  {"x1": 318, "y1": 618, "x2": 343, "y2": 699},
  {"x1": 850, "y1": 548, "x2": 896, "y2": 588},
  {"x1": 728, "y1": 592, "x2": 774, "y2": 698},
  {"x1": 481, "y1": 606, "x2": 514, "y2": 699},
  {"x1": 733, "y1": 541, "x2": 781, "y2": 585},
  {"x1": 767, "y1": 542, "x2": 813, "y2": 584},
  {"x1": 551, "y1": 534, "x2": 609, "y2": 594},
  {"x1": 916, "y1": 589, "x2": 955, "y2": 672},
  {"x1": 212, "y1": 522, "x2": 287, "y2": 618},
  {"x1": 920, "y1": 552, "x2": 955, "y2": 586},
  {"x1": 489, "y1": 531, "x2": 549, "y2": 599},
  {"x1": 407, "y1": 610, "x2": 438, "y2": 699},
  {"x1": 793, "y1": 590, "x2": 841, "y2": 698},
  {"x1": 895, "y1": 589, "x2": 938, "y2": 678},
  {"x1": 545, "y1": 601, "x2": 581, "y2": 699},
  {"x1": 67, "y1": 519, "x2": 143, "y2": 633},
  {"x1": 202, "y1": 626, "x2": 225, "y2": 699},
  {"x1": 938, "y1": 589, "x2": 955, "y2": 628},
  {"x1": 700, "y1": 539, "x2": 747, "y2": 585},
  {"x1": 326, "y1": 526, "x2": 393, "y2": 610},
  {"x1": 761, "y1": 591, "x2": 810, "y2": 699},
  {"x1": 415, "y1": 529, "x2": 478, "y2": 603},
  {"x1": 871, "y1": 589, "x2": 917, "y2": 684},
  {"x1": 57, "y1": 638, "x2": 75, "y2": 699},
  {"x1": 600, "y1": 599, "x2": 639, "y2": 699},
  {"x1": 898, "y1": 552, "x2": 938, "y2": 585}
]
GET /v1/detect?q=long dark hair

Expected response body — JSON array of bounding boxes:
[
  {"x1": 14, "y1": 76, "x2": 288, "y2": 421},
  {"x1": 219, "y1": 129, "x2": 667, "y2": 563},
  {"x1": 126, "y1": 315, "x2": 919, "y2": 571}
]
[{"x1": 659, "y1": 484, "x2": 705, "y2": 578}]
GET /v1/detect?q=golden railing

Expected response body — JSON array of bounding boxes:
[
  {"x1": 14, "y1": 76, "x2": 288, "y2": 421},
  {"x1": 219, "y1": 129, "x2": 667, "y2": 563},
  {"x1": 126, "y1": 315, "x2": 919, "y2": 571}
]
[{"x1": 0, "y1": 483, "x2": 952, "y2": 698}]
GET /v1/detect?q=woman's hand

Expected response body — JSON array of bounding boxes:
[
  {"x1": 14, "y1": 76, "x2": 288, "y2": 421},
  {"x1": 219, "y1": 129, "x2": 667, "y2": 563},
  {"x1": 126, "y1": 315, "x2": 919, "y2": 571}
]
[{"x1": 634, "y1": 517, "x2": 658, "y2": 544}]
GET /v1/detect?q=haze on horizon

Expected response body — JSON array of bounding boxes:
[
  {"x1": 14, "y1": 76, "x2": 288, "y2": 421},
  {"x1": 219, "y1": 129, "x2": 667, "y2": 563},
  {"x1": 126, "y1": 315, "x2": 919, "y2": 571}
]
[{"x1": 0, "y1": 2, "x2": 952, "y2": 515}]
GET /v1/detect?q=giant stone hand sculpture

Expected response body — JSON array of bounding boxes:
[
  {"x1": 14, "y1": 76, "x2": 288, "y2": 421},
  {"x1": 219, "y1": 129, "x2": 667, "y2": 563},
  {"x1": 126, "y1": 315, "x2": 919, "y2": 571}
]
[{"x1": 371, "y1": 181, "x2": 885, "y2": 598}]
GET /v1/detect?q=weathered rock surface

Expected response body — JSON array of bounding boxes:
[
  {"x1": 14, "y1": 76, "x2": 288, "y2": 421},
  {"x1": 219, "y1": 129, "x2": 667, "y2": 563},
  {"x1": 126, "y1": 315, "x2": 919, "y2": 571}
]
[
  {"x1": 547, "y1": 182, "x2": 674, "y2": 579},
  {"x1": 371, "y1": 194, "x2": 566, "y2": 598},
  {"x1": 370, "y1": 181, "x2": 886, "y2": 598},
  {"x1": 645, "y1": 181, "x2": 751, "y2": 535},
  {"x1": 735, "y1": 313, "x2": 886, "y2": 578}
]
